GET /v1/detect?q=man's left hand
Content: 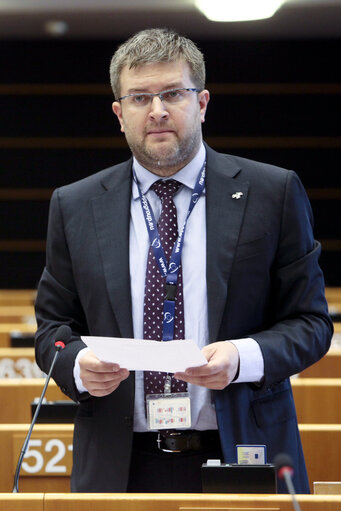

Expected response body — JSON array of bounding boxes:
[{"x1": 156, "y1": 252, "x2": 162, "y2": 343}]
[{"x1": 174, "y1": 341, "x2": 240, "y2": 390}]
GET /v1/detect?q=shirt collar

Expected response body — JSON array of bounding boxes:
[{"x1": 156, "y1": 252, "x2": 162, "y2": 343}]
[{"x1": 132, "y1": 143, "x2": 206, "y2": 199}]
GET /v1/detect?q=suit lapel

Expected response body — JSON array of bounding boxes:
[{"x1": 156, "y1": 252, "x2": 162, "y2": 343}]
[
  {"x1": 91, "y1": 160, "x2": 134, "y2": 338},
  {"x1": 205, "y1": 146, "x2": 249, "y2": 341}
]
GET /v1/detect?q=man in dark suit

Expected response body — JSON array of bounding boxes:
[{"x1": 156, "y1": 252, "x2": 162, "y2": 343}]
[{"x1": 35, "y1": 28, "x2": 333, "y2": 494}]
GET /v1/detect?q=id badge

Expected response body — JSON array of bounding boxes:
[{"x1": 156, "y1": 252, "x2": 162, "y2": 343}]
[
  {"x1": 146, "y1": 392, "x2": 191, "y2": 430},
  {"x1": 236, "y1": 444, "x2": 267, "y2": 465}
]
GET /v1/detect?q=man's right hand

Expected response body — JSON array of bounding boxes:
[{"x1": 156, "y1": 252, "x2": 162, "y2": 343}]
[{"x1": 79, "y1": 350, "x2": 130, "y2": 397}]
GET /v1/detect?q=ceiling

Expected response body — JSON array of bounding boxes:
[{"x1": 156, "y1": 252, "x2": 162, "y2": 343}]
[{"x1": 0, "y1": 0, "x2": 341, "y2": 40}]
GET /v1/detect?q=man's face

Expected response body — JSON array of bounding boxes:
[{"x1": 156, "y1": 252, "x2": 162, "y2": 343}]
[{"x1": 112, "y1": 60, "x2": 209, "y2": 176}]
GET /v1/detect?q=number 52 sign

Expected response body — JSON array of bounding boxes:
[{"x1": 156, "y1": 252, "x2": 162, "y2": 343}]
[{"x1": 13, "y1": 434, "x2": 73, "y2": 476}]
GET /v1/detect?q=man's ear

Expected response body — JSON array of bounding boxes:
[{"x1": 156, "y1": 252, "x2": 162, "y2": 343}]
[
  {"x1": 198, "y1": 89, "x2": 210, "y2": 123},
  {"x1": 112, "y1": 101, "x2": 125, "y2": 133}
]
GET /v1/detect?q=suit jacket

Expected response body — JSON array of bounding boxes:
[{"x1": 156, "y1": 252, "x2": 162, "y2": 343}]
[{"x1": 35, "y1": 144, "x2": 333, "y2": 493}]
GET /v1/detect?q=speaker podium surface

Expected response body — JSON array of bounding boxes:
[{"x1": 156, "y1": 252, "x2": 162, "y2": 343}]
[
  {"x1": 1, "y1": 493, "x2": 341, "y2": 511},
  {"x1": 0, "y1": 493, "x2": 43, "y2": 511}
]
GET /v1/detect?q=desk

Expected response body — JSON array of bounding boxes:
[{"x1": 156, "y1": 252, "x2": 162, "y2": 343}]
[
  {"x1": 0, "y1": 306, "x2": 35, "y2": 324},
  {"x1": 44, "y1": 493, "x2": 341, "y2": 511},
  {"x1": 0, "y1": 290, "x2": 36, "y2": 306},
  {"x1": 291, "y1": 378, "x2": 341, "y2": 423},
  {"x1": 0, "y1": 424, "x2": 340, "y2": 493},
  {"x1": 0, "y1": 377, "x2": 339, "y2": 424},
  {"x1": 0, "y1": 380, "x2": 70, "y2": 423},
  {"x1": 0, "y1": 493, "x2": 43, "y2": 511},
  {"x1": 0, "y1": 348, "x2": 43, "y2": 378},
  {"x1": 1, "y1": 493, "x2": 341, "y2": 511},
  {"x1": 0, "y1": 324, "x2": 36, "y2": 347},
  {"x1": 299, "y1": 349, "x2": 341, "y2": 378}
]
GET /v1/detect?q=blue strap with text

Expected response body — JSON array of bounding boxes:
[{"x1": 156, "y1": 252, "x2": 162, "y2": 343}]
[{"x1": 134, "y1": 163, "x2": 206, "y2": 341}]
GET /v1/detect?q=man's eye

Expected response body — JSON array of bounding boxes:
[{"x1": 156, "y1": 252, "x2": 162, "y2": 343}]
[
  {"x1": 164, "y1": 90, "x2": 181, "y2": 101},
  {"x1": 133, "y1": 94, "x2": 148, "y2": 104}
]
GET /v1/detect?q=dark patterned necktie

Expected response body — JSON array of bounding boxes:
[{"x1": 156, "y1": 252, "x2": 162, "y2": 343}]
[{"x1": 143, "y1": 179, "x2": 187, "y2": 397}]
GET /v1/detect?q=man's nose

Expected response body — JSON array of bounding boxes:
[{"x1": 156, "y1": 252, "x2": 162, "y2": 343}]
[{"x1": 148, "y1": 96, "x2": 169, "y2": 121}]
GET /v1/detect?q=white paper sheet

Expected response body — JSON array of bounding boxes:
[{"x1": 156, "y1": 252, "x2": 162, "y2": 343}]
[{"x1": 81, "y1": 336, "x2": 207, "y2": 372}]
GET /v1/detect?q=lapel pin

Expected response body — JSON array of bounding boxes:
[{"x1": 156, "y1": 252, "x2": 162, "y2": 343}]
[{"x1": 232, "y1": 192, "x2": 243, "y2": 199}]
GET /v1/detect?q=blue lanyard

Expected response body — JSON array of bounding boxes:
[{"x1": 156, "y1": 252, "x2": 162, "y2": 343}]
[{"x1": 134, "y1": 162, "x2": 206, "y2": 341}]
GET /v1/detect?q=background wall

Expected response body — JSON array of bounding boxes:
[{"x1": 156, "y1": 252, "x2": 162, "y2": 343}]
[{"x1": 0, "y1": 36, "x2": 340, "y2": 288}]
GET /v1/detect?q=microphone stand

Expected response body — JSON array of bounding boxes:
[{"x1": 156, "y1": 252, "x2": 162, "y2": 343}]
[
  {"x1": 274, "y1": 453, "x2": 302, "y2": 511},
  {"x1": 12, "y1": 342, "x2": 65, "y2": 493},
  {"x1": 282, "y1": 471, "x2": 301, "y2": 511}
]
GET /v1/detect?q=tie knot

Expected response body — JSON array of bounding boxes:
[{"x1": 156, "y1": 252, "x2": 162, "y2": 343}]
[{"x1": 151, "y1": 179, "x2": 181, "y2": 201}]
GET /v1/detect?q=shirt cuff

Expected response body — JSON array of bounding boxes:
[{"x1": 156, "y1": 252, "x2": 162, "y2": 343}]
[
  {"x1": 73, "y1": 347, "x2": 91, "y2": 393},
  {"x1": 228, "y1": 338, "x2": 264, "y2": 383}
]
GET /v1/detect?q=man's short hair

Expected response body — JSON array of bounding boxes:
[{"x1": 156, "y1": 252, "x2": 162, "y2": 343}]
[{"x1": 109, "y1": 28, "x2": 206, "y2": 99}]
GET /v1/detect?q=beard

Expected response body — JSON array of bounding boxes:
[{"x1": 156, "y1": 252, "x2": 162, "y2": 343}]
[{"x1": 124, "y1": 122, "x2": 202, "y2": 176}]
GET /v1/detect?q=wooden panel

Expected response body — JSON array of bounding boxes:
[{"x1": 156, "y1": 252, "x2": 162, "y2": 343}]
[
  {"x1": 0, "y1": 424, "x2": 339, "y2": 494},
  {"x1": 3, "y1": 374, "x2": 341, "y2": 423},
  {"x1": 325, "y1": 288, "x2": 341, "y2": 301},
  {"x1": 0, "y1": 424, "x2": 72, "y2": 492},
  {"x1": 299, "y1": 349, "x2": 341, "y2": 378},
  {"x1": 0, "y1": 380, "x2": 70, "y2": 423},
  {"x1": 314, "y1": 482, "x2": 341, "y2": 494},
  {"x1": 44, "y1": 494, "x2": 341, "y2": 511},
  {"x1": 0, "y1": 494, "x2": 43, "y2": 511},
  {"x1": 300, "y1": 425, "x2": 341, "y2": 493},
  {"x1": 292, "y1": 378, "x2": 341, "y2": 423},
  {"x1": 0, "y1": 348, "x2": 43, "y2": 378},
  {"x1": 0, "y1": 323, "x2": 36, "y2": 346},
  {"x1": 12, "y1": 432, "x2": 73, "y2": 475},
  {"x1": 0, "y1": 305, "x2": 35, "y2": 323},
  {"x1": 0, "y1": 290, "x2": 36, "y2": 306}
]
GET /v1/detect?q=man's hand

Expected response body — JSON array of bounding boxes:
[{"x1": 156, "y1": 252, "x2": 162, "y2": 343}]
[
  {"x1": 174, "y1": 341, "x2": 239, "y2": 390},
  {"x1": 79, "y1": 350, "x2": 130, "y2": 397}
]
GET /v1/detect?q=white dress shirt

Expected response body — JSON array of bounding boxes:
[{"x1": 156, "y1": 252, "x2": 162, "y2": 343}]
[{"x1": 74, "y1": 143, "x2": 264, "y2": 431}]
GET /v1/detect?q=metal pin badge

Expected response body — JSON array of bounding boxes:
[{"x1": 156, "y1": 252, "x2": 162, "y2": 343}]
[{"x1": 232, "y1": 192, "x2": 243, "y2": 199}]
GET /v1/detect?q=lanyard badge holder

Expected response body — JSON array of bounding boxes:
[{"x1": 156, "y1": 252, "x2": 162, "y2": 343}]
[
  {"x1": 146, "y1": 389, "x2": 191, "y2": 430},
  {"x1": 135, "y1": 163, "x2": 206, "y2": 431}
]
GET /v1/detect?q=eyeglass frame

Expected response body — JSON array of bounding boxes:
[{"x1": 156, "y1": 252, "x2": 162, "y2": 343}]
[{"x1": 117, "y1": 87, "x2": 202, "y2": 105}]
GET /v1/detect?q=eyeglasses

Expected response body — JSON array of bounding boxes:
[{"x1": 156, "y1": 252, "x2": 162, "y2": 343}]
[{"x1": 117, "y1": 87, "x2": 201, "y2": 107}]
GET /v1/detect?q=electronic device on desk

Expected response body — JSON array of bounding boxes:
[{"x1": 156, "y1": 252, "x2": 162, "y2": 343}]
[
  {"x1": 202, "y1": 445, "x2": 277, "y2": 494},
  {"x1": 31, "y1": 399, "x2": 78, "y2": 423},
  {"x1": 10, "y1": 332, "x2": 35, "y2": 347}
]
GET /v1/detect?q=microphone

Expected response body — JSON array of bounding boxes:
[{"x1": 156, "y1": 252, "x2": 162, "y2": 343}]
[
  {"x1": 274, "y1": 453, "x2": 301, "y2": 511},
  {"x1": 12, "y1": 325, "x2": 72, "y2": 493}
]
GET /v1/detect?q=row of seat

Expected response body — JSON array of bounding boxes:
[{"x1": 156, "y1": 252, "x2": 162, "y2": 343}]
[
  {"x1": 0, "y1": 289, "x2": 36, "y2": 306},
  {"x1": 0, "y1": 321, "x2": 340, "y2": 345},
  {"x1": 0, "y1": 377, "x2": 340, "y2": 424},
  {"x1": 0, "y1": 331, "x2": 341, "y2": 381},
  {"x1": 3, "y1": 422, "x2": 341, "y2": 493},
  {"x1": 0, "y1": 343, "x2": 341, "y2": 382},
  {"x1": 0, "y1": 289, "x2": 340, "y2": 495}
]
